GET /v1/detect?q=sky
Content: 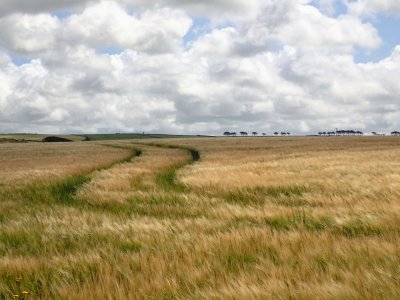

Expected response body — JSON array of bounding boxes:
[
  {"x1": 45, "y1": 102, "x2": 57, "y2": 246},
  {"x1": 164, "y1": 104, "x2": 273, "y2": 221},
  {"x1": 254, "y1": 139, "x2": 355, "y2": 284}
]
[{"x1": 0, "y1": 0, "x2": 399, "y2": 135}]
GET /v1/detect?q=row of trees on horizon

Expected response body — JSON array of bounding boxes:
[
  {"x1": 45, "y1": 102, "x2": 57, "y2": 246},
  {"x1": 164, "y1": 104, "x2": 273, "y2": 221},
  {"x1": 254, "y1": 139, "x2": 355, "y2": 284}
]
[
  {"x1": 223, "y1": 131, "x2": 290, "y2": 136},
  {"x1": 222, "y1": 130, "x2": 400, "y2": 137},
  {"x1": 319, "y1": 130, "x2": 364, "y2": 136}
]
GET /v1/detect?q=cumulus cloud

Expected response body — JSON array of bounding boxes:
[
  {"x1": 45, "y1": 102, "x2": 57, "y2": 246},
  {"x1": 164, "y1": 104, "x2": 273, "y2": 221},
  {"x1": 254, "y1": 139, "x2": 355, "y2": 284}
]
[
  {"x1": 243, "y1": 2, "x2": 381, "y2": 53},
  {"x1": 65, "y1": 1, "x2": 192, "y2": 53},
  {"x1": 122, "y1": 0, "x2": 263, "y2": 20},
  {"x1": 0, "y1": 2, "x2": 192, "y2": 54},
  {"x1": 0, "y1": 0, "x2": 89, "y2": 16},
  {"x1": 0, "y1": 14, "x2": 60, "y2": 53},
  {"x1": 346, "y1": 0, "x2": 400, "y2": 16},
  {"x1": 275, "y1": 6, "x2": 381, "y2": 50},
  {"x1": 0, "y1": 0, "x2": 398, "y2": 134},
  {"x1": 0, "y1": 53, "x2": 14, "y2": 111},
  {"x1": 0, "y1": 0, "x2": 263, "y2": 20}
]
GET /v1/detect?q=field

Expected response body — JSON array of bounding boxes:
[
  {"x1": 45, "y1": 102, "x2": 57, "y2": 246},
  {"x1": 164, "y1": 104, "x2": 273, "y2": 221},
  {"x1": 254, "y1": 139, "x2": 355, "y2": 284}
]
[
  {"x1": 0, "y1": 137, "x2": 399, "y2": 299},
  {"x1": 84, "y1": 133, "x2": 205, "y2": 141}
]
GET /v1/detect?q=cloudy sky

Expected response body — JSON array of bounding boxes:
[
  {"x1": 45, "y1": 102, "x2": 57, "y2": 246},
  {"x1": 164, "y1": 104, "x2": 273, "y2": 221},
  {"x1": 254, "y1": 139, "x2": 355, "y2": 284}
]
[{"x1": 0, "y1": 0, "x2": 399, "y2": 135}]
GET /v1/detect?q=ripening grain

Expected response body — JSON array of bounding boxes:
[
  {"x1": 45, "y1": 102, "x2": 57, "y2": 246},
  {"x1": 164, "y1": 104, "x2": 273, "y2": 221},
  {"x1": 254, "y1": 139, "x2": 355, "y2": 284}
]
[
  {"x1": 0, "y1": 137, "x2": 399, "y2": 299},
  {"x1": 0, "y1": 142, "x2": 130, "y2": 188}
]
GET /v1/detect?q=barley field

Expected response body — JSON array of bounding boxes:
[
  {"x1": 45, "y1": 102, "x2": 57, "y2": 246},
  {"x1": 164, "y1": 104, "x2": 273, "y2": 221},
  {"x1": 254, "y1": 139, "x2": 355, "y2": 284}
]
[{"x1": 0, "y1": 137, "x2": 399, "y2": 299}]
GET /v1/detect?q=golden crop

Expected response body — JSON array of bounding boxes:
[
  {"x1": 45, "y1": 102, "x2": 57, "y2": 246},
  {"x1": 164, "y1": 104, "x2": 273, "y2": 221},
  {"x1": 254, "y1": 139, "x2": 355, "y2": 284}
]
[{"x1": 0, "y1": 137, "x2": 399, "y2": 299}]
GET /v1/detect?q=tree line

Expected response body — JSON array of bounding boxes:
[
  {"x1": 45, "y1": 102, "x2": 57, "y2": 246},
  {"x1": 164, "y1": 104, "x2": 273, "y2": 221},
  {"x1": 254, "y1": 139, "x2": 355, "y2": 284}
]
[
  {"x1": 223, "y1": 130, "x2": 400, "y2": 137},
  {"x1": 223, "y1": 131, "x2": 290, "y2": 136},
  {"x1": 319, "y1": 130, "x2": 363, "y2": 136}
]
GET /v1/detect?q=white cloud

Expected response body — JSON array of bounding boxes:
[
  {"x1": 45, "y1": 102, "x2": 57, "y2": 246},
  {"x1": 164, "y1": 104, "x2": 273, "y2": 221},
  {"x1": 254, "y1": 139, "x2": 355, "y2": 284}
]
[
  {"x1": 0, "y1": 53, "x2": 14, "y2": 111},
  {"x1": 65, "y1": 1, "x2": 192, "y2": 53},
  {"x1": 0, "y1": 14, "x2": 59, "y2": 53},
  {"x1": 281, "y1": 10, "x2": 380, "y2": 50},
  {"x1": 0, "y1": 0, "x2": 89, "y2": 16},
  {"x1": 0, "y1": 0, "x2": 263, "y2": 20},
  {"x1": 0, "y1": 0, "x2": 398, "y2": 134},
  {"x1": 249, "y1": 3, "x2": 381, "y2": 52},
  {"x1": 0, "y1": 2, "x2": 192, "y2": 55},
  {"x1": 123, "y1": 0, "x2": 263, "y2": 20},
  {"x1": 346, "y1": 0, "x2": 400, "y2": 16}
]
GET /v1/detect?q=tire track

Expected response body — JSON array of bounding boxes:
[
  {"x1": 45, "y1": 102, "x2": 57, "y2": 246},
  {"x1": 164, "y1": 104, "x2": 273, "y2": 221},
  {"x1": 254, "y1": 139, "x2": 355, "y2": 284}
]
[{"x1": 17, "y1": 144, "x2": 142, "y2": 207}]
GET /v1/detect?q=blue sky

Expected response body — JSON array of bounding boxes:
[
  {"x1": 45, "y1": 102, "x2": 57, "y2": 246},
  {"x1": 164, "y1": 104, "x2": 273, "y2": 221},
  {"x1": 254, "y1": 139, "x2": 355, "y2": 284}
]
[
  {"x1": 355, "y1": 14, "x2": 400, "y2": 63},
  {"x1": 310, "y1": 0, "x2": 400, "y2": 62},
  {"x1": 53, "y1": 10, "x2": 71, "y2": 19},
  {"x1": 183, "y1": 17, "x2": 210, "y2": 45}
]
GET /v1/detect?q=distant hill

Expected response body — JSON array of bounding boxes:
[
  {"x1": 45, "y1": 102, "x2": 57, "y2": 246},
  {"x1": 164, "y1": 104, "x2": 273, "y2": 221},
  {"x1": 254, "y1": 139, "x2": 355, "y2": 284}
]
[
  {"x1": 0, "y1": 133, "x2": 212, "y2": 143},
  {"x1": 42, "y1": 136, "x2": 73, "y2": 142},
  {"x1": 84, "y1": 133, "x2": 210, "y2": 141},
  {"x1": 0, "y1": 134, "x2": 86, "y2": 142}
]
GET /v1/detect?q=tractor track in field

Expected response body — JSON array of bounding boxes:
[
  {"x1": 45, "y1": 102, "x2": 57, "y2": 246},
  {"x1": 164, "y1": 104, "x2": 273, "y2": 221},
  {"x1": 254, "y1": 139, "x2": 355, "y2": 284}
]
[
  {"x1": 67, "y1": 142, "x2": 202, "y2": 218},
  {"x1": 131, "y1": 142, "x2": 200, "y2": 191},
  {"x1": 13, "y1": 144, "x2": 142, "y2": 207},
  {"x1": 10, "y1": 141, "x2": 201, "y2": 214}
]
